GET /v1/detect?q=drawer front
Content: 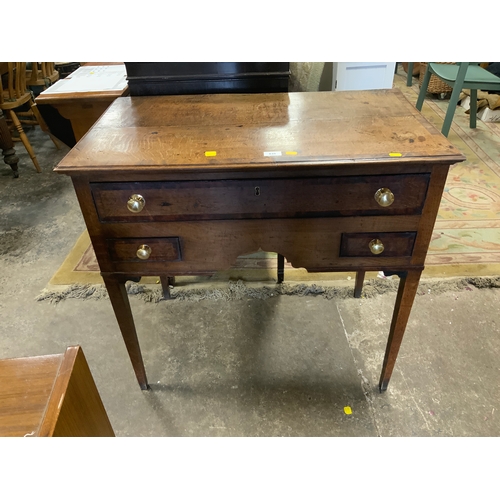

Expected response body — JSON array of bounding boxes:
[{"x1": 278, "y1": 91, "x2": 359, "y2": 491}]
[
  {"x1": 91, "y1": 174, "x2": 430, "y2": 222},
  {"x1": 98, "y1": 217, "x2": 421, "y2": 274},
  {"x1": 340, "y1": 232, "x2": 417, "y2": 258},
  {"x1": 108, "y1": 237, "x2": 181, "y2": 263}
]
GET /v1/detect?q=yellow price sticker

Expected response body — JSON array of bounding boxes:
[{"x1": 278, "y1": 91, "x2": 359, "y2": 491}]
[
  {"x1": 286, "y1": 151, "x2": 298, "y2": 155},
  {"x1": 205, "y1": 151, "x2": 217, "y2": 157},
  {"x1": 389, "y1": 152, "x2": 402, "y2": 157},
  {"x1": 344, "y1": 406, "x2": 353, "y2": 415}
]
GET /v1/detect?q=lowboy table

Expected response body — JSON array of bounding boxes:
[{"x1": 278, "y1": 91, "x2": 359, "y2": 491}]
[{"x1": 55, "y1": 90, "x2": 465, "y2": 392}]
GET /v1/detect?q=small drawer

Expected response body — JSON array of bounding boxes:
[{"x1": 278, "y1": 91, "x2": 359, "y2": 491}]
[
  {"x1": 340, "y1": 232, "x2": 417, "y2": 258},
  {"x1": 108, "y1": 237, "x2": 182, "y2": 263},
  {"x1": 91, "y1": 174, "x2": 430, "y2": 222}
]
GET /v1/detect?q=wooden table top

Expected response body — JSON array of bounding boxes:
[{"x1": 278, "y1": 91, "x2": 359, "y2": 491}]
[
  {"x1": 56, "y1": 89, "x2": 465, "y2": 174},
  {"x1": 36, "y1": 64, "x2": 128, "y2": 105}
]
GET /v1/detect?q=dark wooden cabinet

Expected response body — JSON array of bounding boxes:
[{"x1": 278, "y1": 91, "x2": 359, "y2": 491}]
[
  {"x1": 124, "y1": 62, "x2": 290, "y2": 96},
  {"x1": 55, "y1": 89, "x2": 465, "y2": 392}
]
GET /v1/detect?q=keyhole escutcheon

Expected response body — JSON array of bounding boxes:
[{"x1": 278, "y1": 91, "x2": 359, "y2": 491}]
[{"x1": 255, "y1": 186, "x2": 260, "y2": 196}]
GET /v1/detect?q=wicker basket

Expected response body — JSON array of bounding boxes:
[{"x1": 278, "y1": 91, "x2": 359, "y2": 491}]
[{"x1": 419, "y1": 62, "x2": 455, "y2": 94}]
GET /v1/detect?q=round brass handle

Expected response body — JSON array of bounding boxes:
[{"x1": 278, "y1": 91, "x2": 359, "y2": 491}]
[
  {"x1": 136, "y1": 244, "x2": 152, "y2": 260},
  {"x1": 374, "y1": 188, "x2": 395, "y2": 207},
  {"x1": 127, "y1": 194, "x2": 146, "y2": 213},
  {"x1": 369, "y1": 239, "x2": 384, "y2": 255}
]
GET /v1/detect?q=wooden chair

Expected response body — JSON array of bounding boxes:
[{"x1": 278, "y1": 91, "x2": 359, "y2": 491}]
[
  {"x1": 0, "y1": 62, "x2": 59, "y2": 172},
  {"x1": 0, "y1": 109, "x2": 19, "y2": 177},
  {"x1": 415, "y1": 62, "x2": 500, "y2": 137},
  {"x1": 26, "y1": 62, "x2": 59, "y2": 89}
]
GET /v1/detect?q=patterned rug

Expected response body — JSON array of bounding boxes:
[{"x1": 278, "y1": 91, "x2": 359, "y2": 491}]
[
  {"x1": 394, "y1": 71, "x2": 500, "y2": 277},
  {"x1": 49, "y1": 71, "x2": 500, "y2": 286}
]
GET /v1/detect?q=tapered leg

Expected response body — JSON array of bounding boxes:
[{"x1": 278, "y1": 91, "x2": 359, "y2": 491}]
[
  {"x1": 354, "y1": 270, "x2": 365, "y2": 298},
  {"x1": 102, "y1": 274, "x2": 149, "y2": 390},
  {"x1": 277, "y1": 254, "x2": 285, "y2": 284},
  {"x1": 379, "y1": 269, "x2": 422, "y2": 392}
]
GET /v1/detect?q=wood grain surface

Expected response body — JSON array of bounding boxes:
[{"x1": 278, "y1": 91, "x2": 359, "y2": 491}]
[
  {"x1": 56, "y1": 90, "x2": 464, "y2": 173},
  {"x1": 0, "y1": 346, "x2": 114, "y2": 437}
]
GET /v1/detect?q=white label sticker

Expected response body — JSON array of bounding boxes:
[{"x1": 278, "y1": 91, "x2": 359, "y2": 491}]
[{"x1": 264, "y1": 151, "x2": 282, "y2": 157}]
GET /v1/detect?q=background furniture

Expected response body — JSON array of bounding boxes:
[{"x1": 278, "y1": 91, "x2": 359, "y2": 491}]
[
  {"x1": 0, "y1": 62, "x2": 58, "y2": 172},
  {"x1": 405, "y1": 62, "x2": 453, "y2": 94},
  {"x1": 406, "y1": 62, "x2": 423, "y2": 87},
  {"x1": 0, "y1": 109, "x2": 19, "y2": 177},
  {"x1": 416, "y1": 62, "x2": 500, "y2": 136},
  {"x1": 26, "y1": 62, "x2": 59, "y2": 90},
  {"x1": 124, "y1": 62, "x2": 290, "y2": 96},
  {"x1": 36, "y1": 64, "x2": 129, "y2": 147},
  {"x1": 403, "y1": 62, "x2": 421, "y2": 86},
  {"x1": 332, "y1": 62, "x2": 396, "y2": 91},
  {"x1": 55, "y1": 90, "x2": 464, "y2": 393},
  {"x1": 0, "y1": 345, "x2": 114, "y2": 436},
  {"x1": 55, "y1": 62, "x2": 80, "y2": 79}
]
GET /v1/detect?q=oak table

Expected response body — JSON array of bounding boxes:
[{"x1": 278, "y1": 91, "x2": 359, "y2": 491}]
[
  {"x1": 0, "y1": 346, "x2": 114, "y2": 436},
  {"x1": 35, "y1": 64, "x2": 129, "y2": 146},
  {"x1": 55, "y1": 90, "x2": 465, "y2": 392}
]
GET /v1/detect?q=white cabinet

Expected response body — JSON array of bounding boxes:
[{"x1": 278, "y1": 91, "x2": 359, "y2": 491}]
[{"x1": 332, "y1": 62, "x2": 396, "y2": 91}]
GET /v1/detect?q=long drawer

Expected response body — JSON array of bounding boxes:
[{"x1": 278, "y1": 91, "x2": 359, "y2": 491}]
[{"x1": 91, "y1": 174, "x2": 430, "y2": 222}]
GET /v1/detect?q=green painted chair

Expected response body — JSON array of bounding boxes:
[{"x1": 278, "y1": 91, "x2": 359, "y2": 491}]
[{"x1": 415, "y1": 62, "x2": 500, "y2": 137}]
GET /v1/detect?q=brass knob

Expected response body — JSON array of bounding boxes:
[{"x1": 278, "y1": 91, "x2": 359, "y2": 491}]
[
  {"x1": 136, "y1": 244, "x2": 152, "y2": 260},
  {"x1": 374, "y1": 188, "x2": 394, "y2": 207},
  {"x1": 127, "y1": 194, "x2": 146, "y2": 213},
  {"x1": 369, "y1": 239, "x2": 384, "y2": 255}
]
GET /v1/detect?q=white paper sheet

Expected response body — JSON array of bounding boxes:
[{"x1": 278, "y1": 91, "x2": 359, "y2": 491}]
[{"x1": 42, "y1": 65, "x2": 127, "y2": 94}]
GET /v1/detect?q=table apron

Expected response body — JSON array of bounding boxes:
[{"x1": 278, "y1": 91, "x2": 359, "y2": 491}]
[{"x1": 89, "y1": 216, "x2": 424, "y2": 274}]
